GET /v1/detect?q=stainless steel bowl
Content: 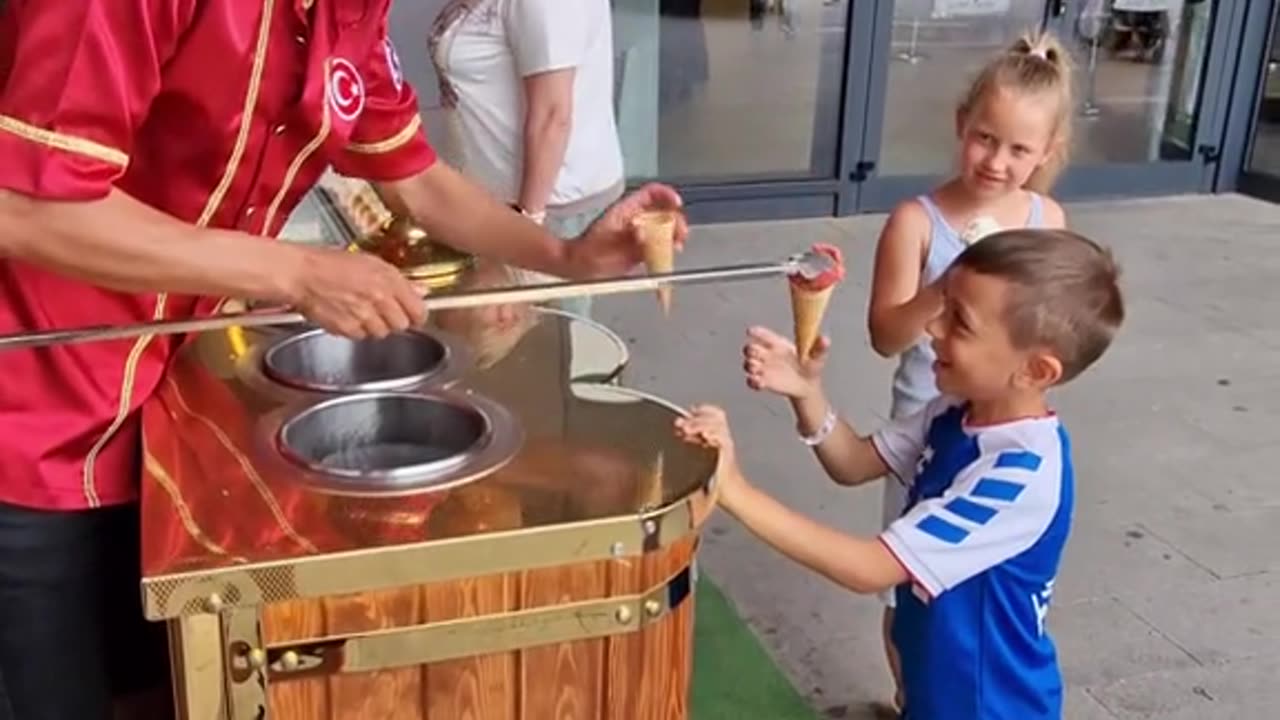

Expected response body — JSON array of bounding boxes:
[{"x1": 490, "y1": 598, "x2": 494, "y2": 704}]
[
  {"x1": 272, "y1": 390, "x2": 523, "y2": 497},
  {"x1": 260, "y1": 327, "x2": 468, "y2": 393}
]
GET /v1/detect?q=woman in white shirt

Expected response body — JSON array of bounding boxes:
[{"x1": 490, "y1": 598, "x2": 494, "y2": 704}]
[{"x1": 430, "y1": 0, "x2": 625, "y2": 316}]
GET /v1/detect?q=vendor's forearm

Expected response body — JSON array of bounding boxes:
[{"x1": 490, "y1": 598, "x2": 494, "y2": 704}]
[
  {"x1": 0, "y1": 189, "x2": 294, "y2": 302},
  {"x1": 378, "y1": 163, "x2": 569, "y2": 276},
  {"x1": 518, "y1": 108, "x2": 571, "y2": 214},
  {"x1": 791, "y1": 389, "x2": 886, "y2": 486}
]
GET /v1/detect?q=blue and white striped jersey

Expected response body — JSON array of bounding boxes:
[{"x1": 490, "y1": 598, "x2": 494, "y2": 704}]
[{"x1": 873, "y1": 396, "x2": 1074, "y2": 720}]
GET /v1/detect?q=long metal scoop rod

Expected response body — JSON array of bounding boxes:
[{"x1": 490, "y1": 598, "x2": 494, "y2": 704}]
[{"x1": 0, "y1": 250, "x2": 835, "y2": 353}]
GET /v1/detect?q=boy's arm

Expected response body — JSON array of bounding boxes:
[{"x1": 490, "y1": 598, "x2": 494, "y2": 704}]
[
  {"x1": 721, "y1": 482, "x2": 909, "y2": 594},
  {"x1": 791, "y1": 390, "x2": 942, "y2": 488},
  {"x1": 789, "y1": 387, "x2": 889, "y2": 486}
]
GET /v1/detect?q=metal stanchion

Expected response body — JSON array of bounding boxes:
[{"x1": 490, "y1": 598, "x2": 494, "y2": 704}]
[
  {"x1": 1081, "y1": 33, "x2": 1102, "y2": 118},
  {"x1": 895, "y1": 18, "x2": 927, "y2": 64}
]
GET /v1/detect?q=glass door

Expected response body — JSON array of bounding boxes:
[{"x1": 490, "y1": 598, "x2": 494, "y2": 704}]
[
  {"x1": 1042, "y1": 0, "x2": 1230, "y2": 196},
  {"x1": 847, "y1": 0, "x2": 1236, "y2": 212},
  {"x1": 1237, "y1": 3, "x2": 1280, "y2": 200}
]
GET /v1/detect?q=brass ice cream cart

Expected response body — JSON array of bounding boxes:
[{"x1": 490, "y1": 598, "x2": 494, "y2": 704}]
[{"x1": 137, "y1": 183, "x2": 719, "y2": 719}]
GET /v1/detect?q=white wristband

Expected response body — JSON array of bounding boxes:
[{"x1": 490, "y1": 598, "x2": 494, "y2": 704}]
[{"x1": 799, "y1": 407, "x2": 838, "y2": 446}]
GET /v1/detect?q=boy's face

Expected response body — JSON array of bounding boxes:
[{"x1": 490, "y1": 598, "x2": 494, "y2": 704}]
[{"x1": 925, "y1": 267, "x2": 1061, "y2": 401}]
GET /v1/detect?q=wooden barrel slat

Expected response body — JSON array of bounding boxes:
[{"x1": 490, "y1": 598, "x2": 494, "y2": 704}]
[
  {"x1": 263, "y1": 599, "x2": 330, "y2": 715},
  {"x1": 322, "y1": 589, "x2": 424, "y2": 720},
  {"x1": 422, "y1": 573, "x2": 519, "y2": 719},
  {"x1": 518, "y1": 562, "x2": 607, "y2": 719}
]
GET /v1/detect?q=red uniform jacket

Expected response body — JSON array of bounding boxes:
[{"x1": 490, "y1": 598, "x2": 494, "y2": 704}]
[{"x1": 0, "y1": 0, "x2": 437, "y2": 509}]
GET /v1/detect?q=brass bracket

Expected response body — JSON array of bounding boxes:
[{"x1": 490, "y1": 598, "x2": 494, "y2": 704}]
[
  {"x1": 222, "y1": 607, "x2": 269, "y2": 720},
  {"x1": 264, "y1": 563, "x2": 693, "y2": 682}
]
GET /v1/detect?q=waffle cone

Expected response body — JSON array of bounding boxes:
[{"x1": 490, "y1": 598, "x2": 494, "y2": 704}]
[
  {"x1": 634, "y1": 211, "x2": 677, "y2": 315},
  {"x1": 790, "y1": 284, "x2": 834, "y2": 359}
]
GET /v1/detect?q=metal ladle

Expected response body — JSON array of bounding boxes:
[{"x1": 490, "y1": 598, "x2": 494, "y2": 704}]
[{"x1": 0, "y1": 250, "x2": 837, "y2": 353}]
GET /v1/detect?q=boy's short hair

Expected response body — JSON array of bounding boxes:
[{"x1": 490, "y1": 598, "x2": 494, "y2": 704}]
[{"x1": 953, "y1": 229, "x2": 1124, "y2": 383}]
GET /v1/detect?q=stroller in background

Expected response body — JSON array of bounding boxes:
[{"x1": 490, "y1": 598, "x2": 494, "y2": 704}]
[{"x1": 1104, "y1": 0, "x2": 1174, "y2": 63}]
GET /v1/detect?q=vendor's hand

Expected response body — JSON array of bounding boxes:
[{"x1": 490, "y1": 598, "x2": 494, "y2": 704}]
[
  {"x1": 675, "y1": 405, "x2": 746, "y2": 503},
  {"x1": 567, "y1": 183, "x2": 688, "y2": 279},
  {"x1": 743, "y1": 326, "x2": 828, "y2": 400},
  {"x1": 283, "y1": 245, "x2": 426, "y2": 339}
]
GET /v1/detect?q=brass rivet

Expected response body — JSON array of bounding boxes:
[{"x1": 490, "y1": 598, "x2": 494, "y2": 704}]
[
  {"x1": 281, "y1": 651, "x2": 300, "y2": 671},
  {"x1": 643, "y1": 519, "x2": 657, "y2": 536},
  {"x1": 615, "y1": 606, "x2": 633, "y2": 624},
  {"x1": 247, "y1": 648, "x2": 267, "y2": 669},
  {"x1": 206, "y1": 593, "x2": 224, "y2": 612},
  {"x1": 644, "y1": 599, "x2": 662, "y2": 617},
  {"x1": 610, "y1": 542, "x2": 625, "y2": 557}
]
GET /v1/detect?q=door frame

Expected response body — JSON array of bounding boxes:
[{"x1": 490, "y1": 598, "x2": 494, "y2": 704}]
[{"x1": 1222, "y1": 0, "x2": 1280, "y2": 198}]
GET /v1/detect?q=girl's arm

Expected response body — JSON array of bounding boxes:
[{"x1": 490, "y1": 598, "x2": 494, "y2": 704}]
[{"x1": 867, "y1": 201, "x2": 943, "y2": 357}]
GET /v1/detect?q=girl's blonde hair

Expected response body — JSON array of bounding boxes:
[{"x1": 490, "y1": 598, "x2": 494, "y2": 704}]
[{"x1": 957, "y1": 32, "x2": 1074, "y2": 194}]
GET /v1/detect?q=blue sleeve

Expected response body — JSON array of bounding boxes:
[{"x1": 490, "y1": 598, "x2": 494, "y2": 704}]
[{"x1": 880, "y1": 431, "x2": 1064, "y2": 598}]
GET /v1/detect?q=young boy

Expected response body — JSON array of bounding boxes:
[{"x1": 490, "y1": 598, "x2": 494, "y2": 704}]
[{"x1": 677, "y1": 229, "x2": 1124, "y2": 719}]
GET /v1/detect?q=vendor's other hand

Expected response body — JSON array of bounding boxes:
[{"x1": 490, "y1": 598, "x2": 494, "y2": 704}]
[
  {"x1": 568, "y1": 183, "x2": 688, "y2": 279},
  {"x1": 674, "y1": 405, "x2": 746, "y2": 502},
  {"x1": 743, "y1": 326, "x2": 828, "y2": 399},
  {"x1": 284, "y1": 245, "x2": 425, "y2": 339}
]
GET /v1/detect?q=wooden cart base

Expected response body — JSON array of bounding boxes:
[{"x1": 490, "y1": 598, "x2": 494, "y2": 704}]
[{"x1": 168, "y1": 536, "x2": 698, "y2": 720}]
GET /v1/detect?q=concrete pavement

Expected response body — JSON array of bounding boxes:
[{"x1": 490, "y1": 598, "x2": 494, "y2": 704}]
[{"x1": 594, "y1": 193, "x2": 1280, "y2": 719}]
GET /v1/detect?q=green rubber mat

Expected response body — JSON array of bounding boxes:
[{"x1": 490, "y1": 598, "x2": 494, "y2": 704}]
[{"x1": 691, "y1": 574, "x2": 818, "y2": 720}]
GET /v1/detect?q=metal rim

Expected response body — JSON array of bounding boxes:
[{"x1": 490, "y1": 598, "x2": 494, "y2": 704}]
[
  {"x1": 236, "y1": 326, "x2": 473, "y2": 401},
  {"x1": 532, "y1": 306, "x2": 631, "y2": 383},
  {"x1": 261, "y1": 327, "x2": 453, "y2": 393},
  {"x1": 265, "y1": 388, "x2": 524, "y2": 498}
]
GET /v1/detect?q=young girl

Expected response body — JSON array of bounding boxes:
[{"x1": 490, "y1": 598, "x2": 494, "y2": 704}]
[{"x1": 744, "y1": 31, "x2": 1074, "y2": 717}]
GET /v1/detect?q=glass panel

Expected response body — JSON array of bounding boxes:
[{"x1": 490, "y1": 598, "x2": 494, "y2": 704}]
[
  {"x1": 875, "y1": 0, "x2": 1218, "y2": 177},
  {"x1": 615, "y1": 0, "x2": 851, "y2": 183},
  {"x1": 384, "y1": 1, "x2": 849, "y2": 185},
  {"x1": 878, "y1": 0, "x2": 1051, "y2": 176},
  {"x1": 1073, "y1": 0, "x2": 1216, "y2": 164},
  {"x1": 1246, "y1": 10, "x2": 1280, "y2": 175}
]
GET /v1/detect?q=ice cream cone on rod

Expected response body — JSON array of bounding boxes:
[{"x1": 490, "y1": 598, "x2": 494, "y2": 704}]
[
  {"x1": 632, "y1": 210, "x2": 678, "y2": 315},
  {"x1": 788, "y1": 244, "x2": 845, "y2": 360}
]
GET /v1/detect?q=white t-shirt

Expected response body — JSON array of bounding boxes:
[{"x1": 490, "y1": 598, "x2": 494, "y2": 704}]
[{"x1": 433, "y1": 0, "x2": 624, "y2": 207}]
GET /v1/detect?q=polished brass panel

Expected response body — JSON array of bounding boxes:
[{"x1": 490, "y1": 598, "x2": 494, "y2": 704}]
[
  {"x1": 168, "y1": 614, "x2": 228, "y2": 720},
  {"x1": 262, "y1": 564, "x2": 693, "y2": 681},
  {"x1": 142, "y1": 483, "x2": 712, "y2": 619}
]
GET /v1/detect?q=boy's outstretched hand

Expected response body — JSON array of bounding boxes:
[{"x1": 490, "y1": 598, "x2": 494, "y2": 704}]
[
  {"x1": 743, "y1": 326, "x2": 828, "y2": 399},
  {"x1": 674, "y1": 405, "x2": 746, "y2": 503}
]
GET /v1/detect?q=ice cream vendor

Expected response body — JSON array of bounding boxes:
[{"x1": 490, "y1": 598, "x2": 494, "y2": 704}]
[{"x1": 0, "y1": 1, "x2": 686, "y2": 717}]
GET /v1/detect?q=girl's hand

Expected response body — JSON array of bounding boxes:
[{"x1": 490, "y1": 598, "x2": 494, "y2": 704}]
[
  {"x1": 674, "y1": 405, "x2": 746, "y2": 503},
  {"x1": 743, "y1": 326, "x2": 828, "y2": 400}
]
